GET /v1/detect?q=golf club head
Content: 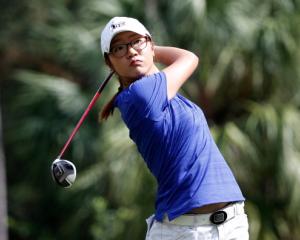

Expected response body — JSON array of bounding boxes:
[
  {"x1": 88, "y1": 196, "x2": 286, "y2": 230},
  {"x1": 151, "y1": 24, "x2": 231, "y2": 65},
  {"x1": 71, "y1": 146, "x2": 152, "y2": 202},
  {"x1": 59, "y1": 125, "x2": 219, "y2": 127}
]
[{"x1": 51, "y1": 159, "x2": 76, "y2": 188}]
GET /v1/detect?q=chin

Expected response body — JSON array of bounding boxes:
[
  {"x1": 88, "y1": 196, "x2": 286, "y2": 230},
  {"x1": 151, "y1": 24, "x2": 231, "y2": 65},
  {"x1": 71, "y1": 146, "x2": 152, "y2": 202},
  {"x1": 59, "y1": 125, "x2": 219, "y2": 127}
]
[
  {"x1": 119, "y1": 68, "x2": 151, "y2": 82},
  {"x1": 131, "y1": 69, "x2": 147, "y2": 78}
]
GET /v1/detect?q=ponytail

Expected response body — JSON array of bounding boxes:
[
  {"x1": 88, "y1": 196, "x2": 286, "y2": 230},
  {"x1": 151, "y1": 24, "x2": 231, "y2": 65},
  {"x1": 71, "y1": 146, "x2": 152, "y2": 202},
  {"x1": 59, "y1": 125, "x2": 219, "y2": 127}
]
[
  {"x1": 100, "y1": 85, "x2": 123, "y2": 120},
  {"x1": 101, "y1": 54, "x2": 125, "y2": 120}
]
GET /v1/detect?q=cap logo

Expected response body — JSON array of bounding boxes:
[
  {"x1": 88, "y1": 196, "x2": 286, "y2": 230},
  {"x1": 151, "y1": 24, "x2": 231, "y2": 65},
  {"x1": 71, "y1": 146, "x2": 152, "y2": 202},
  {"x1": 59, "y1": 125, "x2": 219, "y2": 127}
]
[{"x1": 110, "y1": 21, "x2": 126, "y2": 30}]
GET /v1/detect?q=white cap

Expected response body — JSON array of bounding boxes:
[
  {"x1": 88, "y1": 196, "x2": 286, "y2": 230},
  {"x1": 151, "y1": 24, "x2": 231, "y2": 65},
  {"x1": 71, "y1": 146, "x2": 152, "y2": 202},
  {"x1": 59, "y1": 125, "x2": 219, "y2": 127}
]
[{"x1": 100, "y1": 17, "x2": 151, "y2": 55}]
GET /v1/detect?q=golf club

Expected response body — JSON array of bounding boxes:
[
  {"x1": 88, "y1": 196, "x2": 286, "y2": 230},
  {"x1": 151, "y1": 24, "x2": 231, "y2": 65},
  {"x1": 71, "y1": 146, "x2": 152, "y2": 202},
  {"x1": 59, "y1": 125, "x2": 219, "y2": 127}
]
[{"x1": 51, "y1": 71, "x2": 114, "y2": 188}]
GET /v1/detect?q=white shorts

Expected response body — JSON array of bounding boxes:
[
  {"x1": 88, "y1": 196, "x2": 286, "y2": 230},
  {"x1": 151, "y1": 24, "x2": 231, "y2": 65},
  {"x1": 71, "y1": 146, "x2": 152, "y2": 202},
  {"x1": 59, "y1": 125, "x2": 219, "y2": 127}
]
[{"x1": 145, "y1": 202, "x2": 249, "y2": 240}]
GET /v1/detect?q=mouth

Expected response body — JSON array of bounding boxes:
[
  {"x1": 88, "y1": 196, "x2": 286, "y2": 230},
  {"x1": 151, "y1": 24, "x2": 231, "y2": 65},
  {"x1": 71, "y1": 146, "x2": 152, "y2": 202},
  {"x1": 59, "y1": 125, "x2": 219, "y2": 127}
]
[{"x1": 130, "y1": 59, "x2": 143, "y2": 67}]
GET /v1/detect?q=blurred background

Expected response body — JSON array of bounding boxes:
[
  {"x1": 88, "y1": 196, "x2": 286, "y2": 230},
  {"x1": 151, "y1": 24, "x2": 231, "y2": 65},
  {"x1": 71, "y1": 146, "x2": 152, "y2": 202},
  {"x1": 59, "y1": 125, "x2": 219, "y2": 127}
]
[{"x1": 1, "y1": 0, "x2": 300, "y2": 239}]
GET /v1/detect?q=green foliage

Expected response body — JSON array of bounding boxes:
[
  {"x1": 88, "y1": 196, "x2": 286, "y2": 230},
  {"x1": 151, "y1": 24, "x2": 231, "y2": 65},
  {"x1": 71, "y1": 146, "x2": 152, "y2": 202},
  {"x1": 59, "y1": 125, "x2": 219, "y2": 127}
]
[
  {"x1": 1, "y1": 0, "x2": 300, "y2": 239},
  {"x1": 213, "y1": 103, "x2": 300, "y2": 239}
]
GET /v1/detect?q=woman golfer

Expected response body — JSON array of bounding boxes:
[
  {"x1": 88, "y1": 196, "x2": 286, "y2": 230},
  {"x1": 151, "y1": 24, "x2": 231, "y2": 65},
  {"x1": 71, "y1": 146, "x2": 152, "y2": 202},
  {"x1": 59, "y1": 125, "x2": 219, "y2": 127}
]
[{"x1": 100, "y1": 16, "x2": 249, "y2": 240}]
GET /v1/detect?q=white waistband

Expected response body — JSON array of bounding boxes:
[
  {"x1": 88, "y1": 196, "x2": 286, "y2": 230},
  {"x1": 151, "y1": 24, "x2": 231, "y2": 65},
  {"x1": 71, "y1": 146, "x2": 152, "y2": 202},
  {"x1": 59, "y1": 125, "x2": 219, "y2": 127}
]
[{"x1": 163, "y1": 202, "x2": 245, "y2": 226}]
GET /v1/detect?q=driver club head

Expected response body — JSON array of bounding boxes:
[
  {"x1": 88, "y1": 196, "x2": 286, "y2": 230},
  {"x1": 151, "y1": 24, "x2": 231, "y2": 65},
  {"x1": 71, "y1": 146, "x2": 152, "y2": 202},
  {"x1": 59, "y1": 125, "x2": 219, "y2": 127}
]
[
  {"x1": 51, "y1": 159, "x2": 76, "y2": 188},
  {"x1": 50, "y1": 72, "x2": 114, "y2": 188}
]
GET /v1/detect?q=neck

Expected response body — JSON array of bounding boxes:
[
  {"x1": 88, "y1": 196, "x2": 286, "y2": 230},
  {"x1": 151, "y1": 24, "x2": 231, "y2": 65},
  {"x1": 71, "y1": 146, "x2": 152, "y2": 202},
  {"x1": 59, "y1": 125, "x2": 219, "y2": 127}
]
[{"x1": 121, "y1": 65, "x2": 160, "y2": 88}]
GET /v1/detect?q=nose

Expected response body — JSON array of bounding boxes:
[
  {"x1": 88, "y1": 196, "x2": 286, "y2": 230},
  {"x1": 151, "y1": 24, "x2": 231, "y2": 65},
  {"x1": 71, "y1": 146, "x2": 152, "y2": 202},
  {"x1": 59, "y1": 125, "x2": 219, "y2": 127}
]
[{"x1": 127, "y1": 45, "x2": 138, "y2": 58}]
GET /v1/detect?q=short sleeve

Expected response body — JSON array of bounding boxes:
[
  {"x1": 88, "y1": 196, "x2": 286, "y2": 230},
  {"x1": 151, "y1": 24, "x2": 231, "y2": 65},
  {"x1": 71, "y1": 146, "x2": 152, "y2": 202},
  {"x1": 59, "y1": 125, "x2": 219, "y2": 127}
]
[{"x1": 129, "y1": 72, "x2": 168, "y2": 120}]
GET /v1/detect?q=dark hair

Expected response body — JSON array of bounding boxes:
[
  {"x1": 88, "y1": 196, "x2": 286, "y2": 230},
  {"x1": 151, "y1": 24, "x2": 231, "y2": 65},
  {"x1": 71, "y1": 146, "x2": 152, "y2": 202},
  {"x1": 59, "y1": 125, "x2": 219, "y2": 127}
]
[
  {"x1": 100, "y1": 85, "x2": 123, "y2": 120},
  {"x1": 100, "y1": 54, "x2": 122, "y2": 120}
]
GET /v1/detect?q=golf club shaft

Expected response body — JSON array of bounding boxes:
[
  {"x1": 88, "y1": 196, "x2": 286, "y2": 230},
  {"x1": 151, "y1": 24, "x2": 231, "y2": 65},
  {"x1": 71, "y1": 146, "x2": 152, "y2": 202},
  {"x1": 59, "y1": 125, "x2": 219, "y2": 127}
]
[{"x1": 57, "y1": 71, "x2": 114, "y2": 159}]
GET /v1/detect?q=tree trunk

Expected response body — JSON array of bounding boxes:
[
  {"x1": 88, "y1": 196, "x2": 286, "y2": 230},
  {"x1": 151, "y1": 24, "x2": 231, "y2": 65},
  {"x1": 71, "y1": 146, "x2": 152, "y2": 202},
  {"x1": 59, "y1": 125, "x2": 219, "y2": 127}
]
[{"x1": 0, "y1": 104, "x2": 8, "y2": 240}]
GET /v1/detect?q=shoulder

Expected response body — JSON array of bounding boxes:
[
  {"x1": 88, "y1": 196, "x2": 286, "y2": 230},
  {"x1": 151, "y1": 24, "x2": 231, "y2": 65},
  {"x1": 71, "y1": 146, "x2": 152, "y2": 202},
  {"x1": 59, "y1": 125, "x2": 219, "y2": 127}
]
[
  {"x1": 129, "y1": 71, "x2": 166, "y2": 99},
  {"x1": 131, "y1": 72, "x2": 166, "y2": 89},
  {"x1": 115, "y1": 71, "x2": 168, "y2": 120}
]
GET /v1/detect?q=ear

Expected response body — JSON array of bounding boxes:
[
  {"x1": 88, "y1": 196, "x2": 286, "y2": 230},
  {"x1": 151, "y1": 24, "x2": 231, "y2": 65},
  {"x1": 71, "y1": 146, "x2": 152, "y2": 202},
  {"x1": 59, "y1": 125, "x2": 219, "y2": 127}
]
[
  {"x1": 150, "y1": 41, "x2": 155, "y2": 51},
  {"x1": 104, "y1": 54, "x2": 115, "y2": 72},
  {"x1": 149, "y1": 41, "x2": 155, "y2": 59}
]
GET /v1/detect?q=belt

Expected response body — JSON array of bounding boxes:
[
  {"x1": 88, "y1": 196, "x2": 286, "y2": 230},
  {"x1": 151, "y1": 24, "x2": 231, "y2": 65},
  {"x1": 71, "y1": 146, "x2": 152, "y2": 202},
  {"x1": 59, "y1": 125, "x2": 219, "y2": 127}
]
[{"x1": 163, "y1": 202, "x2": 245, "y2": 226}]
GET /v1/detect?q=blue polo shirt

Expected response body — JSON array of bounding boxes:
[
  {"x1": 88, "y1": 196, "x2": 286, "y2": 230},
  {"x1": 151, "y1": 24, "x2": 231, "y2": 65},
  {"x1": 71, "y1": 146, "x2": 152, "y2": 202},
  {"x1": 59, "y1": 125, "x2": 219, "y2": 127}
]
[{"x1": 115, "y1": 72, "x2": 244, "y2": 221}]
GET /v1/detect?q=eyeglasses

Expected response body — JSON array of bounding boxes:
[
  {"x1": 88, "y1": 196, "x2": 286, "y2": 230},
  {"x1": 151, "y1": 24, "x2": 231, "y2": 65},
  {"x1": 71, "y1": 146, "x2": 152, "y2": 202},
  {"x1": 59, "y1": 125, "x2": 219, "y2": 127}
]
[{"x1": 109, "y1": 37, "x2": 149, "y2": 58}]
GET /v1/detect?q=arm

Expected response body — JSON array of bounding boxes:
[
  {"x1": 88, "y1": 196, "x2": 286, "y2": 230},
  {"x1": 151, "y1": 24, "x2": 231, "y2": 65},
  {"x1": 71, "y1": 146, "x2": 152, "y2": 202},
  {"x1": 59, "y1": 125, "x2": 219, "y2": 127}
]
[{"x1": 154, "y1": 46, "x2": 199, "y2": 100}]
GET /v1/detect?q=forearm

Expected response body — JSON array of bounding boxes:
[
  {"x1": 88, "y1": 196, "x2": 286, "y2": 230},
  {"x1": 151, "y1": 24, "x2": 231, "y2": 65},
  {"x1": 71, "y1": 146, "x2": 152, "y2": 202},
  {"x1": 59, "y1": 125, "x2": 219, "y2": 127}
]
[
  {"x1": 154, "y1": 46, "x2": 198, "y2": 66},
  {"x1": 154, "y1": 46, "x2": 199, "y2": 99}
]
